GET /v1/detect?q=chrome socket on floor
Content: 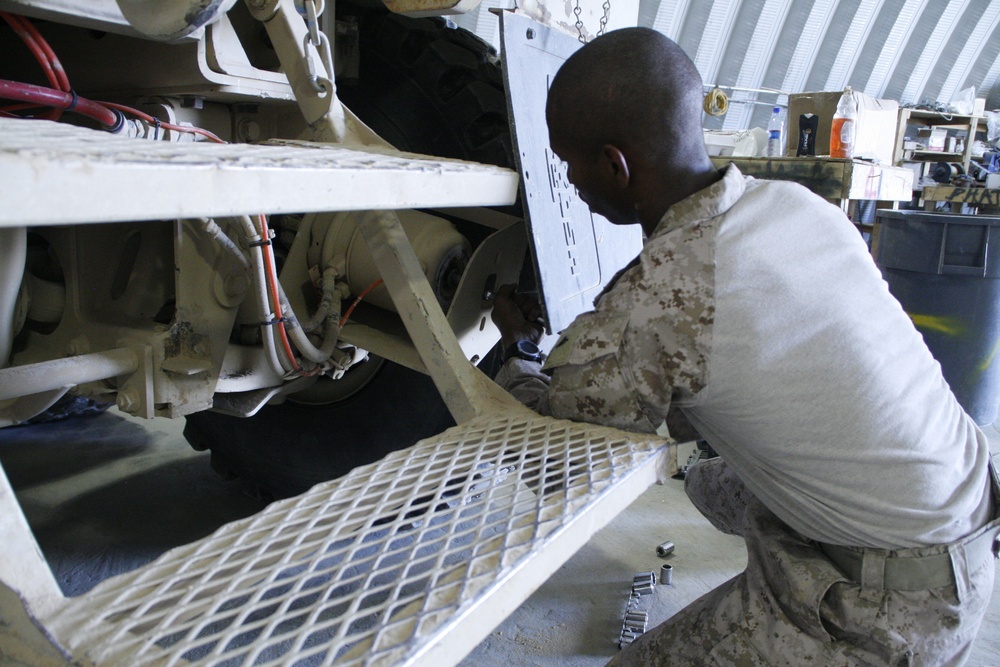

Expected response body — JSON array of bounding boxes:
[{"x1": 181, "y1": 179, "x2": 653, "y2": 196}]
[
  {"x1": 620, "y1": 571, "x2": 659, "y2": 648},
  {"x1": 655, "y1": 540, "x2": 675, "y2": 557}
]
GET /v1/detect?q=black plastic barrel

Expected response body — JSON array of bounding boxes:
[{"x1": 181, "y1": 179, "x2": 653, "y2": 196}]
[{"x1": 874, "y1": 210, "x2": 1000, "y2": 426}]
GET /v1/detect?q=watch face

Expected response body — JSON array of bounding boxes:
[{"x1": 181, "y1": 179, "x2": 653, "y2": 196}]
[
  {"x1": 505, "y1": 340, "x2": 542, "y2": 362},
  {"x1": 514, "y1": 340, "x2": 543, "y2": 361},
  {"x1": 517, "y1": 340, "x2": 540, "y2": 355}
]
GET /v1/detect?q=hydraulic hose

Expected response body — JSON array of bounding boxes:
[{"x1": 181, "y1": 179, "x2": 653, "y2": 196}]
[
  {"x1": 233, "y1": 215, "x2": 293, "y2": 375},
  {"x1": 0, "y1": 79, "x2": 121, "y2": 129},
  {"x1": 296, "y1": 268, "x2": 342, "y2": 333},
  {"x1": 195, "y1": 218, "x2": 249, "y2": 271},
  {"x1": 275, "y1": 281, "x2": 343, "y2": 365}
]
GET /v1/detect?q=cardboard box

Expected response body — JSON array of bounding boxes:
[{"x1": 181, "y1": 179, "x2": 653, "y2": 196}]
[{"x1": 786, "y1": 90, "x2": 899, "y2": 164}]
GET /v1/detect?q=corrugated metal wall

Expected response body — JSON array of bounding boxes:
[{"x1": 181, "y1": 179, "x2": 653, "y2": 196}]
[
  {"x1": 459, "y1": 0, "x2": 1000, "y2": 131},
  {"x1": 641, "y1": 0, "x2": 1000, "y2": 131}
]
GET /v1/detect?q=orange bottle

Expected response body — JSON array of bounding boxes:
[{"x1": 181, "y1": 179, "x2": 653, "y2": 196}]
[{"x1": 830, "y1": 87, "x2": 856, "y2": 159}]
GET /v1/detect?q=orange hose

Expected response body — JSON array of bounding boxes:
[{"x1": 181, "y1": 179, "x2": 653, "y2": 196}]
[
  {"x1": 258, "y1": 215, "x2": 301, "y2": 373},
  {"x1": 340, "y1": 279, "x2": 384, "y2": 327}
]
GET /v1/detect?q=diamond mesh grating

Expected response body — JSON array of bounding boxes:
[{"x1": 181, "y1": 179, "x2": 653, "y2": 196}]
[
  {"x1": 47, "y1": 413, "x2": 672, "y2": 667},
  {"x1": 0, "y1": 117, "x2": 518, "y2": 226},
  {"x1": 0, "y1": 119, "x2": 511, "y2": 174}
]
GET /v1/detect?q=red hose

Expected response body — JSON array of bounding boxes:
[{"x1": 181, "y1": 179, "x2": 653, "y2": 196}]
[
  {"x1": 1, "y1": 12, "x2": 64, "y2": 119},
  {"x1": 16, "y1": 16, "x2": 70, "y2": 92},
  {"x1": 1, "y1": 13, "x2": 59, "y2": 91},
  {"x1": 0, "y1": 79, "x2": 119, "y2": 128}
]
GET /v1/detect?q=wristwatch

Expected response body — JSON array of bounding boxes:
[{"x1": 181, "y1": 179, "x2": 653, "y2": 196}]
[{"x1": 504, "y1": 339, "x2": 544, "y2": 363}]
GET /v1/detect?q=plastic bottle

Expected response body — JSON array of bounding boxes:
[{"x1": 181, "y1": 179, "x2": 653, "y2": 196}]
[
  {"x1": 766, "y1": 107, "x2": 784, "y2": 157},
  {"x1": 830, "y1": 87, "x2": 856, "y2": 159}
]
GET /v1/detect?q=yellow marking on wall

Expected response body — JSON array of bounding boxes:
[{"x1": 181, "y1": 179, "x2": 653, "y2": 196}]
[
  {"x1": 979, "y1": 339, "x2": 1000, "y2": 372},
  {"x1": 908, "y1": 313, "x2": 965, "y2": 337}
]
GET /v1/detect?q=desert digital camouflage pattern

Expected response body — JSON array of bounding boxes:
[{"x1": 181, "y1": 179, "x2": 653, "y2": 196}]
[
  {"x1": 497, "y1": 164, "x2": 1000, "y2": 666},
  {"x1": 611, "y1": 459, "x2": 1000, "y2": 667},
  {"x1": 541, "y1": 168, "x2": 748, "y2": 436},
  {"x1": 684, "y1": 456, "x2": 753, "y2": 536}
]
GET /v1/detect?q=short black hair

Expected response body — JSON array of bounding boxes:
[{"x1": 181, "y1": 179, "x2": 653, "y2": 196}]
[{"x1": 546, "y1": 28, "x2": 706, "y2": 166}]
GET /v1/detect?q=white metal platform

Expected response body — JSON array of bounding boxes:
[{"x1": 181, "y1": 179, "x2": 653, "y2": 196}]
[
  {"x1": 0, "y1": 117, "x2": 519, "y2": 226},
  {"x1": 22, "y1": 410, "x2": 672, "y2": 666},
  {"x1": 0, "y1": 114, "x2": 675, "y2": 666}
]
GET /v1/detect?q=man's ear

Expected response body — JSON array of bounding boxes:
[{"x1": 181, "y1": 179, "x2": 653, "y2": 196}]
[{"x1": 601, "y1": 144, "x2": 630, "y2": 189}]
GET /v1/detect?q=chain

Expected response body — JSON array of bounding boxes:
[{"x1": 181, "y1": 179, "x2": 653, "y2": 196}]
[
  {"x1": 572, "y1": 0, "x2": 613, "y2": 43},
  {"x1": 302, "y1": 0, "x2": 334, "y2": 93},
  {"x1": 573, "y1": 0, "x2": 585, "y2": 44}
]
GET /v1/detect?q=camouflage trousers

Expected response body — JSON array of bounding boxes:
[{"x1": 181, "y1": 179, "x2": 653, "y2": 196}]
[{"x1": 609, "y1": 457, "x2": 1000, "y2": 666}]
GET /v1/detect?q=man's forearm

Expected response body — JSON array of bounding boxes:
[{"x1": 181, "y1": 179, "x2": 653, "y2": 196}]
[{"x1": 494, "y1": 359, "x2": 552, "y2": 415}]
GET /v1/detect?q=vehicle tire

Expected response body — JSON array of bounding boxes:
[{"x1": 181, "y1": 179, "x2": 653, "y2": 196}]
[
  {"x1": 183, "y1": 9, "x2": 511, "y2": 500},
  {"x1": 183, "y1": 360, "x2": 455, "y2": 500},
  {"x1": 336, "y1": 6, "x2": 513, "y2": 168}
]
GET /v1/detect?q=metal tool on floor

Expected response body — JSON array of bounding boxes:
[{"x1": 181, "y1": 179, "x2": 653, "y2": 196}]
[
  {"x1": 632, "y1": 570, "x2": 657, "y2": 596},
  {"x1": 655, "y1": 540, "x2": 675, "y2": 557},
  {"x1": 620, "y1": 570, "x2": 659, "y2": 648}
]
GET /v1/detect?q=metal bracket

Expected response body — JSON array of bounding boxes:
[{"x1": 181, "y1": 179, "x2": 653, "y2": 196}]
[
  {"x1": 115, "y1": 342, "x2": 155, "y2": 419},
  {"x1": 244, "y1": 0, "x2": 387, "y2": 146},
  {"x1": 354, "y1": 210, "x2": 523, "y2": 423},
  {"x1": 446, "y1": 222, "x2": 528, "y2": 365}
]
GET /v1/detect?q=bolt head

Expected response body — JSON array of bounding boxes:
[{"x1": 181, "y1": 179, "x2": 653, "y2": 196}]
[
  {"x1": 66, "y1": 337, "x2": 89, "y2": 356},
  {"x1": 225, "y1": 273, "x2": 248, "y2": 297}
]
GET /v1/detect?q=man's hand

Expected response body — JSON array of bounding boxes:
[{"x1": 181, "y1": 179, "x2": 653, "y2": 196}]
[{"x1": 491, "y1": 284, "x2": 545, "y2": 349}]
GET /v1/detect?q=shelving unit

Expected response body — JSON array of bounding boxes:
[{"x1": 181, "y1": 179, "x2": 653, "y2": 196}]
[{"x1": 893, "y1": 108, "x2": 983, "y2": 174}]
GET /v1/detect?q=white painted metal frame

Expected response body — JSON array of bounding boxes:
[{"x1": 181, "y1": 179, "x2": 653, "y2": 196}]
[
  {"x1": 0, "y1": 98, "x2": 675, "y2": 666},
  {"x1": 0, "y1": 118, "x2": 518, "y2": 227},
  {"x1": 40, "y1": 411, "x2": 672, "y2": 666}
]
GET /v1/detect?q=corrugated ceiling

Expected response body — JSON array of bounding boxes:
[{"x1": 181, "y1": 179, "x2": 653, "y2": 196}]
[{"x1": 459, "y1": 0, "x2": 1000, "y2": 131}]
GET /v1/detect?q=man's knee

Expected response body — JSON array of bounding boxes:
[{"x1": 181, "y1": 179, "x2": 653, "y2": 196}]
[{"x1": 685, "y1": 457, "x2": 752, "y2": 537}]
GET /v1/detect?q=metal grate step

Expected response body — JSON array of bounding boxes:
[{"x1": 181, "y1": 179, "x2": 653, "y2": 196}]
[
  {"x1": 42, "y1": 411, "x2": 672, "y2": 666},
  {"x1": 0, "y1": 117, "x2": 519, "y2": 226}
]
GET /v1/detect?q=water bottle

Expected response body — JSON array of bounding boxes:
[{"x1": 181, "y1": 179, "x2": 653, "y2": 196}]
[
  {"x1": 830, "y1": 87, "x2": 856, "y2": 158},
  {"x1": 766, "y1": 107, "x2": 784, "y2": 157}
]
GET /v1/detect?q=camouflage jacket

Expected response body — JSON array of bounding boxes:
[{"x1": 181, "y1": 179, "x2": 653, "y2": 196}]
[
  {"x1": 497, "y1": 163, "x2": 994, "y2": 547},
  {"x1": 496, "y1": 164, "x2": 727, "y2": 435}
]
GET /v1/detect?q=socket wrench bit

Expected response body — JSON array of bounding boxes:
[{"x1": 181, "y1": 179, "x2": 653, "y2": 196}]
[{"x1": 655, "y1": 540, "x2": 675, "y2": 557}]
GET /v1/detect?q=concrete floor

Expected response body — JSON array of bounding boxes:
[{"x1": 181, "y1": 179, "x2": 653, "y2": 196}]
[{"x1": 0, "y1": 409, "x2": 997, "y2": 666}]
